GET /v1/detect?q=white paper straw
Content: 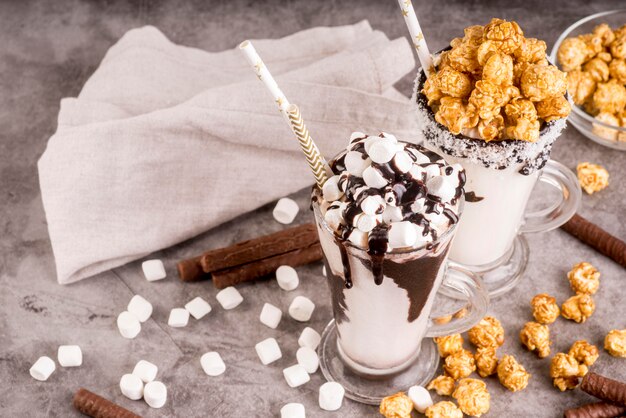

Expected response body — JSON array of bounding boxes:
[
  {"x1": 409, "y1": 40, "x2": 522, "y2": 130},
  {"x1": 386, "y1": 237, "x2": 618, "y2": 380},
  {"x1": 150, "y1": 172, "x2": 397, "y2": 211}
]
[{"x1": 397, "y1": 0, "x2": 434, "y2": 77}]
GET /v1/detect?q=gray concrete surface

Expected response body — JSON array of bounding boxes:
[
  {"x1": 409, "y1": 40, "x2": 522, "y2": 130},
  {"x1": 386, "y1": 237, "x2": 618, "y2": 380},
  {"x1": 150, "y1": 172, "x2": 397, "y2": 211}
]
[{"x1": 1, "y1": 0, "x2": 625, "y2": 417}]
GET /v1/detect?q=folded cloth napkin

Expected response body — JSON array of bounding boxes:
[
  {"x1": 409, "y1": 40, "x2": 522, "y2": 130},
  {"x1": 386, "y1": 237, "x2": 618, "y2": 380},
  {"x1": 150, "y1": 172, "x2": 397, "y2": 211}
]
[{"x1": 38, "y1": 21, "x2": 418, "y2": 284}]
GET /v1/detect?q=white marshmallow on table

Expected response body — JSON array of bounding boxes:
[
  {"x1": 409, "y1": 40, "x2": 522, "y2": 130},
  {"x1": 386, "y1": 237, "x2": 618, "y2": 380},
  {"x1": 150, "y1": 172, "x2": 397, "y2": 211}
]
[
  {"x1": 383, "y1": 205, "x2": 403, "y2": 223},
  {"x1": 117, "y1": 311, "x2": 141, "y2": 339},
  {"x1": 344, "y1": 151, "x2": 370, "y2": 177},
  {"x1": 273, "y1": 197, "x2": 300, "y2": 225},
  {"x1": 280, "y1": 403, "x2": 306, "y2": 418},
  {"x1": 142, "y1": 259, "x2": 166, "y2": 282},
  {"x1": 201, "y1": 351, "x2": 226, "y2": 376},
  {"x1": 144, "y1": 381, "x2": 167, "y2": 409},
  {"x1": 259, "y1": 303, "x2": 282, "y2": 329},
  {"x1": 369, "y1": 140, "x2": 397, "y2": 164},
  {"x1": 255, "y1": 338, "x2": 282, "y2": 365},
  {"x1": 167, "y1": 308, "x2": 189, "y2": 328},
  {"x1": 29, "y1": 356, "x2": 55, "y2": 381},
  {"x1": 323, "y1": 207, "x2": 343, "y2": 231},
  {"x1": 275, "y1": 265, "x2": 299, "y2": 291},
  {"x1": 216, "y1": 286, "x2": 243, "y2": 309},
  {"x1": 322, "y1": 175, "x2": 344, "y2": 202},
  {"x1": 57, "y1": 345, "x2": 82, "y2": 367},
  {"x1": 319, "y1": 381, "x2": 345, "y2": 411},
  {"x1": 388, "y1": 221, "x2": 418, "y2": 249},
  {"x1": 119, "y1": 373, "x2": 144, "y2": 401},
  {"x1": 185, "y1": 296, "x2": 212, "y2": 320},
  {"x1": 408, "y1": 385, "x2": 433, "y2": 413},
  {"x1": 296, "y1": 347, "x2": 319, "y2": 374},
  {"x1": 298, "y1": 327, "x2": 321, "y2": 350},
  {"x1": 360, "y1": 195, "x2": 385, "y2": 216},
  {"x1": 347, "y1": 229, "x2": 368, "y2": 248},
  {"x1": 133, "y1": 360, "x2": 158, "y2": 383},
  {"x1": 282, "y1": 364, "x2": 310, "y2": 388},
  {"x1": 362, "y1": 166, "x2": 388, "y2": 189},
  {"x1": 354, "y1": 213, "x2": 379, "y2": 233},
  {"x1": 426, "y1": 176, "x2": 456, "y2": 203},
  {"x1": 127, "y1": 295, "x2": 153, "y2": 323},
  {"x1": 289, "y1": 296, "x2": 315, "y2": 322},
  {"x1": 393, "y1": 150, "x2": 414, "y2": 173}
]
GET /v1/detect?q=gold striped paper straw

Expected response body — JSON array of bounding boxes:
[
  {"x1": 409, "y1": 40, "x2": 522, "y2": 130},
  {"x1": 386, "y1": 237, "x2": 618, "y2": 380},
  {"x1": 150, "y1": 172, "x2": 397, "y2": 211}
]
[
  {"x1": 239, "y1": 40, "x2": 289, "y2": 113},
  {"x1": 397, "y1": 0, "x2": 435, "y2": 77},
  {"x1": 286, "y1": 104, "x2": 328, "y2": 189}
]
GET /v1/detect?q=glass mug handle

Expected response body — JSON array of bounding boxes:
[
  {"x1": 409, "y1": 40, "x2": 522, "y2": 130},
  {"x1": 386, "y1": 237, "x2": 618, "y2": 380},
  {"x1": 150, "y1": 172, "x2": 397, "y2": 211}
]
[
  {"x1": 519, "y1": 160, "x2": 582, "y2": 234},
  {"x1": 426, "y1": 264, "x2": 489, "y2": 338}
]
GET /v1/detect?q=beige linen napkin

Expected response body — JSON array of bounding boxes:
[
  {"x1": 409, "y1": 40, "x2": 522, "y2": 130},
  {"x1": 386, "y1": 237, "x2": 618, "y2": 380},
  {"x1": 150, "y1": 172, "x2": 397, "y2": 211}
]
[{"x1": 38, "y1": 21, "x2": 418, "y2": 284}]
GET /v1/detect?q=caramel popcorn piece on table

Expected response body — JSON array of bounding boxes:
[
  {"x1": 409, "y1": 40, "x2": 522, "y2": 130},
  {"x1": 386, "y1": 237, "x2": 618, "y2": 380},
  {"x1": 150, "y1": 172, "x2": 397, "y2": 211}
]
[
  {"x1": 428, "y1": 375, "x2": 456, "y2": 396},
  {"x1": 475, "y1": 346, "x2": 498, "y2": 377},
  {"x1": 379, "y1": 392, "x2": 413, "y2": 418},
  {"x1": 604, "y1": 329, "x2": 626, "y2": 357},
  {"x1": 434, "y1": 334, "x2": 464, "y2": 358},
  {"x1": 497, "y1": 354, "x2": 530, "y2": 392},
  {"x1": 452, "y1": 378, "x2": 490, "y2": 417},
  {"x1": 425, "y1": 401, "x2": 463, "y2": 418},
  {"x1": 554, "y1": 376, "x2": 580, "y2": 392},
  {"x1": 550, "y1": 353, "x2": 588, "y2": 391},
  {"x1": 520, "y1": 321, "x2": 551, "y2": 358},
  {"x1": 444, "y1": 349, "x2": 476, "y2": 380},
  {"x1": 569, "y1": 340, "x2": 599, "y2": 366},
  {"x1": 530, "y1": 293, "x2": 560, "y2": 324},
  {"x1": 468, "y1": 316, "x2": 505, "y2": 348},
  {"x1": 561, "y1": 294, "x2": 595, "y2": 323},
  {"x1": 577, "y1": 162, "x2": 609, "y2": 195},
  {"x1": 567, "y1": 262, "x2": 601, "y2": 294}
]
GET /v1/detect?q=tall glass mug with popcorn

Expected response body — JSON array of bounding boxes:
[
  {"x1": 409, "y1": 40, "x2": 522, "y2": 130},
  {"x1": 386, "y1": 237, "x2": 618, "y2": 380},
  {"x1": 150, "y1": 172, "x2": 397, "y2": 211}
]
[
  {"x1": 413, "y1": 19, "x2": 582, "y2": 297},
  {"x1": 312, "y1": 132, "x2": 488, "y2": 404}
]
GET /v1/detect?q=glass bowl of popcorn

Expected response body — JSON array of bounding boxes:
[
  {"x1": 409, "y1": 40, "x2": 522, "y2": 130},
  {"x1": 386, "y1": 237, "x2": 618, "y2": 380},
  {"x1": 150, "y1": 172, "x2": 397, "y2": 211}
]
[{"x1": 550, "y1": 10, "x2": 626, "y2": 150}]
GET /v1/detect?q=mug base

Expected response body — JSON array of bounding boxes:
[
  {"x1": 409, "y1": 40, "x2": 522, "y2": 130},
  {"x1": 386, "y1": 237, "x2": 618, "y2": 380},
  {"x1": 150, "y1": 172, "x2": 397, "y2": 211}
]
[{"x1": 318, "y1": 319, "x2": 439, "y2": 405}]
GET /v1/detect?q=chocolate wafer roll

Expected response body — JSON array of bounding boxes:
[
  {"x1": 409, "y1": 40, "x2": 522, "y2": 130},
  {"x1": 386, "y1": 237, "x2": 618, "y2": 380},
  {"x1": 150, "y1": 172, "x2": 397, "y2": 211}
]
[
  {"x1": 581, "y1": 373, "x2": 626, "y2": 407},
  {"x1": 73, "y1": 388, "x2": 141, "y2": 418},
  {"x1": 561, "y1": 214, "x2": 626, "y2": 269},
  {"x1": 564, "y1": 402, "x2": 626, "y2": 418}
]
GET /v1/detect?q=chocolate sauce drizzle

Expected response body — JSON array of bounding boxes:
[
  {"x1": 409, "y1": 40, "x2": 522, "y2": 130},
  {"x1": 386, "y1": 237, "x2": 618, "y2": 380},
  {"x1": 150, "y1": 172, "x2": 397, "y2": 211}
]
[{"x1": 465, "y1": 191, "x2": 485, "y2": 202}]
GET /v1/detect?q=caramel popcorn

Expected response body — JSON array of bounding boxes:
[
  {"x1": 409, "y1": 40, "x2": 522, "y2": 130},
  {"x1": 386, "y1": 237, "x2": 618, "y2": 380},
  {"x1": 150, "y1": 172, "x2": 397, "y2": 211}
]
[
  {"x1": 520, "y1": 322, "x2": 551, "y2": 358},
  {"x1": 468, "y1": 80, "x2": 506, "y2": 120},
  {"x1": 520, "y1": 64, "x2": 568, "y2": 102},
  {"x1": 484, "y1": 18, "x2": 524, "y2": 54},
  {"x1": 558, "y1": 37, "x2": 590, "y2": 71},
  {"x1": 569, "y1": 340, "x2": 599, "y2": 366},
  {"x1": 434, "y1": 334, "x2": 464, "y2": 358},
  {"x1": 594, "y1": 23, "x2": 616, "y2": 47},
  {"x1": 497, "y1": 355, "x2": 530, "y2": 392},
  {"x1": 436, "y1": 67, "x2": 473, "y2": 98},
  {"x1": 469, "y1": 316, "x2": 505, "y2": 348},
  {"x1": 567, "y1": 262, "x2": 601, "y2": 294},
  {"x1": 504, "y1": 97, "x2": 537, "y2": 122},
  {"x1": 452, "y1": 378, "x2": 490, "y2": 417},
  {"x1": 475, "y1": 347, "x2": 498, "y2": 377},
  {"x1": 584, "y1": 58, "x2": 610, "y2": 82},
  {"x1": 428, "y1": 375, "x2": 456, "y2": 396},
  {"x1": 379, "y1": 392, "x2": 413, "y2": 418},
  {"x1": 478, "y1": 115, "x2": 505, "y2": 141},
  {"x1": 577, "y1": 162, "x2": 609, "y2": 195},
  {"x1": 550, "y1": 353, "x2": 588, "y2": 380},
  {"x1": 609, "y1": 59, "x2": 626, "y2": 84},
  {"x1": 435, "y1": 97, "x2": 479, "y2": 135},
  {"x1": 536, "y1": 95, "x2": 572, "y2": 122},
  {"x1": 605, "y1": 329, "x2": 626, "y2": 357},
  {"x1": 581, "y1": 33, "x2": 604, "y2": 57},
  {"x1": 611, "y1": 36, "x2": 626, "y2": 59},
  {"x1": 592, "y1": 80, "x2": 626, "y2": 114},
  {"x1": 444, "y1": 349, "x2": 476, "y2": 380},
  {"x1": 425, "y1": 401, "x2": 463, "y2": 418},
  {"x1": 530, "y1": 293, "x2": 560, "y2": 324},
  {"x1": 476, "y1": 40, "x2": 501, "y2": 67},
  {"x1": 567, "y1": 70, "x2": 597, "y2": 105},
  {"x1": 515, "y1": 37, "x2": 547, "y2": 63},
  {"x1": 483, "y1": 53, "x2": 514, "y2": 85},
  {"x1": 554, "y1": 376, "x2": 580, "y2": 392},
  {"x1": 505, "y1": 117, "x2": 540, "y2": 142},
  {"x1": 423, "y1": 76, "x2": 444, "y2": 105},
  {"x1": 561, "y1": 294, "x2": 595, "y2": 323}
]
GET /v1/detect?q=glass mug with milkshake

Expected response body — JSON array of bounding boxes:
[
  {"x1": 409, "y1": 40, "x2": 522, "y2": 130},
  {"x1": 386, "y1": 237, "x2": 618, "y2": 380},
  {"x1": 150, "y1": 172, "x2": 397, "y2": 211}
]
[
  {"x1": 312, "y1": 132, "x2": 488, "y2": 404},
  {"x1": 413, "y1": 19, "x2": 581, "y2": 296}
]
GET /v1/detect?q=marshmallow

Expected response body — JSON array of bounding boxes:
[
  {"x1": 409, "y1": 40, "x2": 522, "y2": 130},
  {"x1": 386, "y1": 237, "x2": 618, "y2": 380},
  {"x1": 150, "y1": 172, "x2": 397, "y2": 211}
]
[
  {"x1": 117, "y1": 311, "x2": 141, "y2": 339},
  {"x1": 362, "y1": 166, "x2": 388, "y2": 189},
  {"x1": 355, "y1": 213, "x2": 379, "y2": 233},
  {"x1": 408, "y1": 165, "x2": 426, "y2": 182},
  {"x1": 323, "y1": 207, "x2": 343, "y2": 231},
  {"x1": 388, "y1": 221, "x2": 418, "y2": 249},
  {"x1": 167, "y1": 308, "x2": 189, "y2": 328},
  {"x1": 283, "y1": 364, "x2": 310, "y2": 388},
  {"x1": 350, "y1": 131, "x2": 366, "y2": 141},
  {"x1": 201, "y1": 352, "x2": 226, "y2": 376},
  {"x1": 298, "y1": 327, "x2": 322, "y2": 350},
  {"x1": 423, "y1": 163, "x2": 442, "y2": 180},
  {"x1": 216, "y1": 286, "x2": 243, "y2": 310},
  {"x1": 369, "y1": 140, "x2": 397, "y2": 164},
  {"x1": 380, "y1": 132, "x2": 398, "y2": 142},
  {"x1": 133, "y1": 360, "x2": 158, "y2": 383},
  {"x1": 426, "y1": 176, "x2": 456, "y2": 203},
  {"x1": 259, "y1": 303, "x2": 282, "y2": 329},
  {"x1": 383, "y1": 205, "x2": 403, "y2": 223},
  {"x1": 408, "y1": 385, "x2": 433, "y2": 413},
  {"x1": 407, "y1": 147, "x2": 432, "y2": 164},
  {"x1": 344, "y1": 151, "x2": 370, "y2": 177},
  {"x1": 275, "y1": 265, "x2": 299, "y2": 291},
  {"x1": 273, "y1": 197, "x2": 299, "y2": 224},
  {"x1": 280, "y1": 403, "x2": 306, "y2": 418},
  {"x1": 296, "y1": 347, "x2": 319, "y2": 374},
  {"x1": 144, "y1": 381, "x2": 167, "y2": 409},
  {"x1": 120, "y1": 373, "x2": 143, "y2": 400},
  {"x1": 361, "y1": 195, "x2": 384, "y2": 216},
  {"x1": 255, "y1": 337, "x2": 282, "y2": 365},
  {"x1": 322, "y1": 175, "x2": 344, "y2": 202},
  {"x1": 57, "y1": 345, "x2": 82, "y2": 367},
  {"x1": 319, "y1": 381, "x2": 345, "y2": 411},
  {"x1": 142, "y1": 259, "x2": 166, "y2": 282},
  {"x1": 127, "y1": 295, "x2": 153, "y2": 323},
  {"x1": 29, "y1": 356, "x2": 55, "y2": 381},
  {"x1": 185, "y1": 296, "x2": 212, "y2": 320},
  {"x1": 289, "y1": 296, "x2": 315, "y2": 322},
  {"x1": 347, "y1": 229, "x2": 368, "y2": 248},
  {"x1": 393, "y1": 151, "x2": 413, "y2": 173},
  {"x1": 410, "y1": 198, "x2": 426, "y2": 214}
]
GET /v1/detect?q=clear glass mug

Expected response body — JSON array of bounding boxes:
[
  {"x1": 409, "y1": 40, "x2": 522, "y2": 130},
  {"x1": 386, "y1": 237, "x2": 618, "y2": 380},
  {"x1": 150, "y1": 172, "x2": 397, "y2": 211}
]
[{"x1": 312, "y1": 188, "x2": 489, "y2": 404}]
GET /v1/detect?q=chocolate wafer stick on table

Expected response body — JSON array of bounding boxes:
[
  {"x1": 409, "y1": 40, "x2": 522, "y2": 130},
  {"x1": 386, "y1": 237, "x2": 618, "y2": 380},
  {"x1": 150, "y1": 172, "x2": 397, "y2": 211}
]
[
  {"x1": 73, "y1": 388, "x2": 141, "y2": 418},
  {"x1": 564, "y1": 401, "x2": 626, "y2": 418}
]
